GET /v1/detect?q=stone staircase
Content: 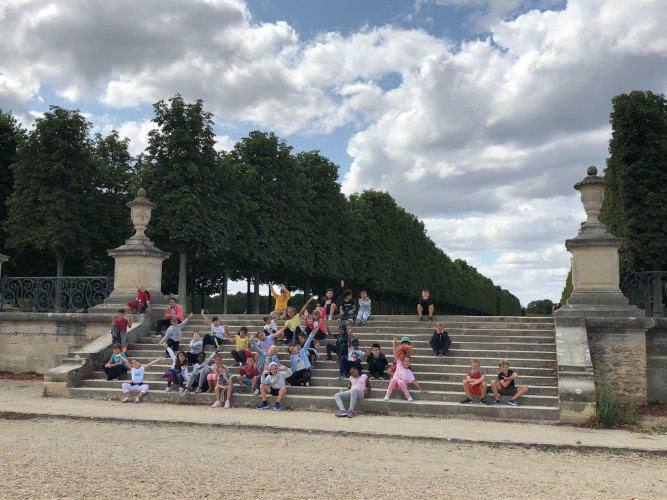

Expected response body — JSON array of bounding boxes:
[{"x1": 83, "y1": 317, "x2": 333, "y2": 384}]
[{"x1": 69, "y1": 315, "x2": 559, "y2": 421}]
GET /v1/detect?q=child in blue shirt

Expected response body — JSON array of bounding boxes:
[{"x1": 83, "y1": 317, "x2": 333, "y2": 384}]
[{"x1": 103, "y1": 343, "x2": 128, "y2": 380}]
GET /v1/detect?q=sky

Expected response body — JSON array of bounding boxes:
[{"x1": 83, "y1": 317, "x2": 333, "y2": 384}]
[{"x1": 1, "y1": 0, "x2": 666, "y2": 306}]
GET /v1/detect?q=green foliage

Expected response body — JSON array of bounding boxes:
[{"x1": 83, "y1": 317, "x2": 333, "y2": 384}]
[
  {"x1": 0, "y1": 109, "x2": 25, "y2": 252},
  {"x1": 526, "y1": 299, "x2": 554, "y2": 315},
  {"x1": 561, "y1": 268, "x2": 573, "y2": 304},
  {"x1": 4, "y1": 106, "x2": 102, "y2": 275},
  {"x1": 596, "y1": 366, "x2": 637, "y2": 427},
  {"x1": 601, "y1": 90, "x2": 667, "y2": 275}
]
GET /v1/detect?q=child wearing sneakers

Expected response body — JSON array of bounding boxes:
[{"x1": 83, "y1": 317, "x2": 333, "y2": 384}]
[
  {"x1": 334, "y1": 366, "x2": 371, "y2": 418},
  {"x1": 121, "y1": 356, "x2": 162, "y2": 403},
  {"x1": 386, "y1": 336, "x2": 412, "y2": 377},
  {"x1": 460, "y1": 359, "x2": 489, "y2": 405},
  {"x1": 490, "y1": 360, "x2": 528, "y2": 406},
  {"x1": 383, "y1": 356, "x2": 428, "y2": 401},
  {"x1": 338, "y1": 289, "x2": 356, "y2": 322},
  {"x1": 256, "y1": 362, "x2": 292, "y2": 411},
  {"x1": 211, "y1": 365, "x2": 233, "y2": 408},
  {"x1": 237, "y1": 356, "x2": 260, "y2": 395},
  {"x1": 201, "y1": 309, "x2": 226, "y2": 350},
  {"x1": 103, "y1": 343, "x2": 128, "y2": 380},
  {"x1": 110, "y1": 309, "x2": 132, "y2": 353},
  {"x1": 355, "y1": 290, "x2": 371, "y2": 324}
]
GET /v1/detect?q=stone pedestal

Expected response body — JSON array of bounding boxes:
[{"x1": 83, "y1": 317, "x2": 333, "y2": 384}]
[
  {"x1": 556, "y1": 166, "x2": 650, "y2": 409},
  {"x1": 95, "y1": 189, "x2": 170, "y2": 311}
]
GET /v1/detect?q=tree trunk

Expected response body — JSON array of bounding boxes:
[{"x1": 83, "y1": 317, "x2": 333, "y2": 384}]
[
  {"x1": 178, "y1": 251, "x2": 187, "y2": 314},
  {"x1": 222, "y1": 268, "x2": 228, "y2": 314},
  {"x1": 253, "y1": 271, "x2": 260, "y2": 314},
  {"x1": 55, "y1": 250, "x2": 65, "y2": 311},
  {"x1": 246, "y1": 278, "x2": 251, "y2": 313}
]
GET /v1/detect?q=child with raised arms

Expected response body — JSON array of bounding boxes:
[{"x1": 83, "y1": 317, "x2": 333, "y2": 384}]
[
  {"x1": 158, "y1": 311, "x2": 193, "y2": 354},
  {"x1": 201, "y1": 309, "x2": 225, "y2": 350},
  {"x1": 160, "y1": 346, "x2": 189, "y2": 393},
  {"x1": 383, "y1": 355, "x2": 428, "y2": 402},
  {"x1": 256, "y1": 362, "x2": 292, "y2": 411},
  {"x1": 121, "y1": 356, "x2": 162, "y2": 403}
]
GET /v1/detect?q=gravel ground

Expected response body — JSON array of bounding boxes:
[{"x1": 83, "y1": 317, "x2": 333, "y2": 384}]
[{"x1": 1, "y1": 418, "x2": 665, "y2": 499}]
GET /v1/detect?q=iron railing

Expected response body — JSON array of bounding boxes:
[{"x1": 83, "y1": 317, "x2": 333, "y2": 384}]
[
  {"x1": 0, "y1": 276, "x2": 114, "y2": 312},
  {"x1": 621, "y1": 271, "x2": 666, "y2": 318}
]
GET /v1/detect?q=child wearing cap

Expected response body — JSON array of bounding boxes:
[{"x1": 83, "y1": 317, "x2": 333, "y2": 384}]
[
  {"x1": 386, "y1": 336, "x2": 413, "y2": 377},
  {"x1": 154, "y1": 297, "x2": 183, "y2": 337},
  {"x1": 158, "y1": 311, "x2": 193, "y2": 354},
  {"x1": 343, "y1": 336, "x2": 364, "y2": 378}
]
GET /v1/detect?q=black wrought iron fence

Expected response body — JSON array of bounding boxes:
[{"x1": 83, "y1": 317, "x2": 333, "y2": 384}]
[
  {"x1": 621, "y1": 271, "x2": 666, "y2": 318},
  {"x1": 0, "y1": 276, "x2": 114, "y2": 312}
]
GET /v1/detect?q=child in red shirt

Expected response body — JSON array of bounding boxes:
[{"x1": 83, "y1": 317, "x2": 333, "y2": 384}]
[
  {"x1": 111, "y1": 309, "x2": 132, "y2": 353},
  {"x1": 237, "y1": 356, "x2": 260, "y2": 395}
]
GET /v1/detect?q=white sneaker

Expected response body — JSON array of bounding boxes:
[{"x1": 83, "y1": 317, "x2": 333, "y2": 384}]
[
  {"x1": 328, "y1": 316, "x2": 332, "y2": 321},
  {"x1": 407, "y1": 396, "x2": 413, "y2": 401},
  {"x1": 178, "y1": 387, "x2": 184, "y2": 393},
  {"x1": 383, "y1": 395, "x2": 389, "y2": 400},
  {"x1": 135, "y1": 397, "x2": 140, "y2": 403},
  {"x1": 164, "y1": 387, "x2": 170, "y2": 393},
  {"x1": 253, "y1": 388, "x2": 260, "y2": 396},
  {"x1": 121, "y1": 397, "x2": 131, "y2": 403}
]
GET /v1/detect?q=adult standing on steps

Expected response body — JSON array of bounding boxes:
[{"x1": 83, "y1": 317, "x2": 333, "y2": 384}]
[
  {"x1": 417, "y1": 289, "x2": 434, "y2": 321},
  {"x1": 155, "y1": 297, "x2": 183, "y2": 337}
]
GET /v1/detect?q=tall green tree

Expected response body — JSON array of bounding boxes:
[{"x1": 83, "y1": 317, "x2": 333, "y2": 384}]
[
  {"x1": 139, "y1": 95, "x2": 226, "y2": 309},
  {"x1": 601, "y1": 90, "x2": 667, "y2": 275},
  {"x1": 0, "y1": 110, "x2": 24, "y2": 253},
  {"x1": 5, "y1": 106, "x2": 101, "y2": 276}
]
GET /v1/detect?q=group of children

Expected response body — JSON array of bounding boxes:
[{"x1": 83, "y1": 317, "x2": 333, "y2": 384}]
[{"x1": 108, "y1": 285, "x2": 528, "y2": 413}]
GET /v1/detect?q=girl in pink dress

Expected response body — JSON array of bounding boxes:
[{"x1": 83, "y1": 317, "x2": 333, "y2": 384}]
[{"x1": 383, "y1": 356, "x2": 428, "y2": 401}]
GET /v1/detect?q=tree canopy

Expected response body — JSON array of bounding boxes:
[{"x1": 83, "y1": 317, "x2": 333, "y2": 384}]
[
  {"x1": 601, "y1": 90, "x2": 667, "y2": 275},
  {"x1": 0, "y1": 98, "x2": 521, "y2": 315}
]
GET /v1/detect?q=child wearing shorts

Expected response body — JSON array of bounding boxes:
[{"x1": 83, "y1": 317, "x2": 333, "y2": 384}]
[
  {"x1": 490, "y1": 359, "x2": 528, "y2": 406},
  {"x1": 460, "y1": 359, "x2": 490, "y2": 405}
]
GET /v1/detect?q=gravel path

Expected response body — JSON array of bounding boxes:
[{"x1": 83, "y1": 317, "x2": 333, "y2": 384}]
[{"x1": 1, "y1": 418, "x2": 665, "y2": 499}]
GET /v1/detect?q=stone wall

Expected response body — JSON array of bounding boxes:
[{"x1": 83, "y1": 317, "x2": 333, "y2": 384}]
[
  {"x1": 0, "y1": 312, "x2": 114, "y2": 373},
  {"x1": 646, "y1": 318, "x2": 667, "y2": 403},
  {"x1": 586, "y1": 317, "x2": 648, "y2": 405}
]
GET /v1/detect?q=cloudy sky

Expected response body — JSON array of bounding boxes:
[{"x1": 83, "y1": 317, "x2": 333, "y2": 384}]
[{"x1": 1, "y1": 0, "x2": 666, "y2": 305}]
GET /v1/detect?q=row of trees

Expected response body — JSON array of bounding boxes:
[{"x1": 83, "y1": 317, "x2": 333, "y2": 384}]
[{"x1": 0, "y1": 96, "x2": 521, "y2": 316}]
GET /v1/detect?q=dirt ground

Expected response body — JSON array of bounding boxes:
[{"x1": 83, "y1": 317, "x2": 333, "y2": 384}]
[{"x1": 1, "y1": 417, "x2": 665, "y2": 499}]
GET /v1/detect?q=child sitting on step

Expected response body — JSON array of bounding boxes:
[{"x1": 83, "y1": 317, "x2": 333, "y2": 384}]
[
  {"x1": 186, "y1": 331, "x2": 204, "y2": 366},
  {"x1": 121, "y1": 356, "x2": 162, "y2": 403},
  {"x1": 286, "y1": 330, "x2": 316, "y2": 386},
  {"x1": 256, "y1": 362, "x2": 292, "y2": 411},
  {"x1": 386, "y1": 336, "x2": 412, "y2": 378},
  {"x1": 211, "y1": 365, "x2": 233, "y2": 409},
  {"x1": 334, "y1": 366, "x2": 371, "y2": 418},
  {"x1": 103, "y1": 343, "x2": 128, "y2": 380},
  {"x1": 237, "y1": 355, "x2": 260, "y2": 395},
  {"x1": 160, "y1": 346, "x2": 189, "y2": 393},
  {"x1": 383, "y1": 356, "x2": 428, "y2": 401},
  {"x1": 490, "y1": 359, "x2": 528, "y2": 407},
  {"x1": 184, "y1": 349, "x2": 220, "y2": 395},
  {"x1": 460, "y1": 359, "x2": 489, "y2": 405},
  {"x1": 110, "y1": 309, "x2": 132, "y2": 353},
  {"x1": 364, "y1": 343, "x2": 388, "y2": 380}
]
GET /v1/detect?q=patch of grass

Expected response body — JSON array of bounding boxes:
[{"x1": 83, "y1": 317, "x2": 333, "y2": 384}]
[{"x1": 596, "y1": 367, "x2": 637, "y2": 427}]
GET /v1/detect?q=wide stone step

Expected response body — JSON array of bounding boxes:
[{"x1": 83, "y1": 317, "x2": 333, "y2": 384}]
[
  {"x1": 188, "y1": 314, "x2": 554, "y2": 324},
  {"x1": 66, "y1": 387, "x2": 559, "y2": 421},
  {"x1": 82, "y1": 373, "x2": 558, "y2": 397}
]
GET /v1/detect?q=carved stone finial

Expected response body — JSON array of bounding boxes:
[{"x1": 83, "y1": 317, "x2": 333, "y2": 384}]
[
  {"x1": 126, "y1": 188, "x2": 156, "y2": 240},
  {"x1": 137, "y1": 188, "x2": 147, "y2": 197},
  {"x1": 587, "y1": 165, "x2": 597, "y2": 176}
]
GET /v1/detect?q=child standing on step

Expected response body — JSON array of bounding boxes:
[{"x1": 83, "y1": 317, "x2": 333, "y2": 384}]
[
  {"x1": 121, "y1": 356, "x2": 162, "y2": 403},
  {"x1": 110, "y1": 309, "x2": 132, "y2": 353},
  {"x1": 383, "y1": 356, "x2": 428, "y2": 401},
  {"x1": 334, "y1": 366, "x2": 371, "y2": 418},
  {"x1": 490, "y1": 360, "x2": 528, "y2": 406},
  {"x1": 460, "y1": 359, "x2": 489, "y2": 405},
  {"x1": 103, "y1": 343, "x2": 128, "y2": 380}
]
